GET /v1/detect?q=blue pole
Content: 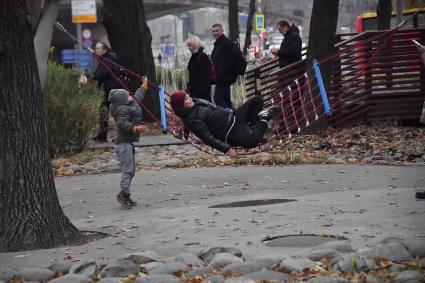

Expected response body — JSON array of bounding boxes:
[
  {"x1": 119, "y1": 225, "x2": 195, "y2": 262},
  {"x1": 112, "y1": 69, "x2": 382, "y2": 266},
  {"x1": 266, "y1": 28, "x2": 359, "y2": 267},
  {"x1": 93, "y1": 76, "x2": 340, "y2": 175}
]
[
  {"x1": 159, "y1": 85, "x2": 168, "y2": 133},
  {"x1": 312, "y1": 60, "x2": 332, "y2": 116}
]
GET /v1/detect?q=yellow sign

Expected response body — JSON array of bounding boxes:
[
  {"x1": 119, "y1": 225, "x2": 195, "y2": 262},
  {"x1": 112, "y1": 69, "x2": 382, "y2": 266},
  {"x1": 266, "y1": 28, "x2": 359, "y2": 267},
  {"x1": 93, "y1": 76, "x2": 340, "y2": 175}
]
[
  {"x1": 72, "y1": 15, "x2": 96, "y2": 23},
  {"x1": 255, "y1": 14, "x2": 265, "y2": 31},
  {"x1": 71, "y1": 0, "x2": 97, "y2": 23}
]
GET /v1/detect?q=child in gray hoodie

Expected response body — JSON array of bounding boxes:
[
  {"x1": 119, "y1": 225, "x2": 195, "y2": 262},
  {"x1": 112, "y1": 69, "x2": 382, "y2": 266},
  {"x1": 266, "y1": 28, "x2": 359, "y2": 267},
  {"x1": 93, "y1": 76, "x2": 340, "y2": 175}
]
[{"x1": 108, "y1": 78, "x2": 148, "y2": 208}]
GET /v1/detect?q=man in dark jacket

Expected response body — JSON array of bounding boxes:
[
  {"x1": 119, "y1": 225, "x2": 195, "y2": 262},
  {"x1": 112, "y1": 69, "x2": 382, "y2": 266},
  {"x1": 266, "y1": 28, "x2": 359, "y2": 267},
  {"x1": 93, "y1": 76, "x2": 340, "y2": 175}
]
[
  {"x1": 92, "y1": 41, "x2": 124, "y2": 142},
  {"x1": 109, "y1": 82, "x2": 147, "y2": 209},
  {"x1": 170, "y1": 91, "x2": 280, "y2": 158},
  {"x1": 414, "y1": 42, "x2": 424, "y2": 199},
  {"x1": 211, "y1": 23, "x2": 238, "y2": 109},
  {"x1": 272, "y1": 20, "x2": 302, "y2": 69}
]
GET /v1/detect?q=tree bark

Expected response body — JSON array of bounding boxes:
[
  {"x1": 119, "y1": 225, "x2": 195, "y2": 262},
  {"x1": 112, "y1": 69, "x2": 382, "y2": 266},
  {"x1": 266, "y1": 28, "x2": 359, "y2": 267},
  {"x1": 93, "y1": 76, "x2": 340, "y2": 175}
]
[
  {"x1": 34, "y1": 0, "x2": 60, "y2": 89},
  {"x1": 377, "y1": 0, "x2": 394, "y2": 90},
  {"x1": 243, "y1": 0, "x2": 256, "y2": 56},
  {"x1": 405, "y1": 0, "x2": 425, "y2": 8},
  {"x1": 102, "y1": 0, "x2": 159, "y2": 122},
  {"x1": 305, "y1": 0, "x2": 339, "y2": 133},
  {"x1": 376, "y1": 0, "x2": 392, "y2": 30},
  {"x1": 228, "y1": 0, "x2": 240, "y2": 43},
  {"x1": 306, "y1": 0, "x2": 339, "y2": 92},
  {"x1": 0, "y1": 0, "x2": 81, "y2": 252},
  {"x1": 25, "y1": 0, "x2": 42, "y2": 33}
]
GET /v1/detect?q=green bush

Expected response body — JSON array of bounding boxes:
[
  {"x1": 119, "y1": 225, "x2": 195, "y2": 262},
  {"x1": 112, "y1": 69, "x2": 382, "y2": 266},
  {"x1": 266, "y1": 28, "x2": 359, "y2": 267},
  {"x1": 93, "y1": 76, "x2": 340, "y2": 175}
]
[{"x1": 44, "y1": 62, "x2": 103, "y2": 153}]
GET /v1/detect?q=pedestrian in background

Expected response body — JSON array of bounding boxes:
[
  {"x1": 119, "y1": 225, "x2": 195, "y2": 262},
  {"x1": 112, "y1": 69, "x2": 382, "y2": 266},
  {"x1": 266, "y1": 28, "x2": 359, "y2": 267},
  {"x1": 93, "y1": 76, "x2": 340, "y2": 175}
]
[
  {"x1": 272, "y1": 20, "x2": 302, "y2": 69},
  {"x1": 186, "y1": 36, "x2": 212, "y2": 102},
  {"x1": 92, "y1": 41, "x2": 123, "y2": 142},
  {"x1": 414, "y1": 40, "x2": 425, "y2": 126},
  {"x1": 211, "y1": 23, "x2": 238, "y2": 109},
  {"x1": 416, "y1": 41, "x2": 425, "y2": 65},
  {"x1": 414, "y1": 40, "x2": 425, "y2": 199}
]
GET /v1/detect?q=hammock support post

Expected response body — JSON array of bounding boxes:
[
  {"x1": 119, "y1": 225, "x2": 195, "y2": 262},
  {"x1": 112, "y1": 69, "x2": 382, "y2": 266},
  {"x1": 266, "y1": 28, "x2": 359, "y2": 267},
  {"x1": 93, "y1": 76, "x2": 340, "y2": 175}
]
[
  {"x1": 313, "y1": 59, "x2": 332, "y2": 116},
  {"x1": 159, "y1": 84, "x2": 168, "y2": 134}
]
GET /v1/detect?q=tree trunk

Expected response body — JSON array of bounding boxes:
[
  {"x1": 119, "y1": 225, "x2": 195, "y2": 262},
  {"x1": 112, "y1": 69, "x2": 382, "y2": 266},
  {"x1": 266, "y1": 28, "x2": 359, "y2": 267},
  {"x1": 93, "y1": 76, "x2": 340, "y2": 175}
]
[
  {"x1": 102, "y1": 0, "x2": 159, "y2": 122},
  {"x1": 0, "y1": 0, "x2": 81, "y2": 252},
  {"x1": 34, "y1": 0, "x2": 60, "y2": 89},
  {"x1": 405, "y1": 0, "x2": 425, "y2": 8},
  {"x1": 228, "y1": 0, "x2": 240, "y2": 43},
  {"x1": 25, "y1": 0, "x2": 42, "y2": 33},
  {"x1": 377, "y1": 0, "x2": 393, "y2": 90},
  {"x1": 243, "y1": 0, "x2": 256, "y2": 56},
  {"x1": 376, "y1": 0, "x2": 392, "y2": 30},
  {"x1": 306, "y1": 0, "x2": 339, "y2": 91},
  {"x1": 305, "y1": 0, "x2": 339, "y2": 133}
]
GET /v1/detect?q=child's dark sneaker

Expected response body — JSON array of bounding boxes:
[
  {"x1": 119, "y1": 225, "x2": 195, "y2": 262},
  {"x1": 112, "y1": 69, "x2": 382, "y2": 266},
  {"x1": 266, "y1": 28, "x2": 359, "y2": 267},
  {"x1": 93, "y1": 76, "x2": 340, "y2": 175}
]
[
  {"x1": 117, "y1": 192, "x2": 132, "y2": 209},
  {"x1": 125, "y1": 193, "x2": 137, "y2": 206},
  {"x1": 258, "y1": 105, "x2": 281, "y2": 121}
]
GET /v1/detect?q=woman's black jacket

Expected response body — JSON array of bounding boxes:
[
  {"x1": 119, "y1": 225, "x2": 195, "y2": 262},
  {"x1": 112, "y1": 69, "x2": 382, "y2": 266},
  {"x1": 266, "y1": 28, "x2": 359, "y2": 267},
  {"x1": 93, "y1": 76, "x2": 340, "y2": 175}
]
[
  {"x1": 92, "y1": 52, "x2": 122, "y2": 94},
  {"x1": 177, "y1": 99, "x2": 234, "y2": 153},
  {"x1": 187, "y1": 47, "x2": 211, "y2": 101}
]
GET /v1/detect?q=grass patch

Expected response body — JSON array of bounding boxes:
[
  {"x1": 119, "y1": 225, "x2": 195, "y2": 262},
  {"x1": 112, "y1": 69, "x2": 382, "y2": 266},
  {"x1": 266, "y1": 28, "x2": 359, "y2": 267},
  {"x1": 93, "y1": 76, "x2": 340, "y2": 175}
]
[
  {"x1": 310, "y1": 154, "x2": 329, "y2": 164},
  {"x1": 289, "y1": 154, "x2": 304, "y2": 165}
]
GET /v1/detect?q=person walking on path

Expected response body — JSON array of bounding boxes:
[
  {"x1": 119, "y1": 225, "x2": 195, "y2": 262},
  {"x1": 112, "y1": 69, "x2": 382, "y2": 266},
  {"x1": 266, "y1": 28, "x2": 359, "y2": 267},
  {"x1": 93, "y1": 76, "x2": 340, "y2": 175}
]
[
  {"x1": 92, "y1": 41, "x2": 124, "y2": 142},
  {"x1": 411, "y1": 39, "x2": 425, "y2": 199},
  {"x1": 170, "y1": 91, "x2": 280, "y2": 158},
  {"x1": 211, "y1": 23, "x2": 238, "y2": 109},
  {"x1": 414, "y1": 40, "x2": 425, "y2": 125},
  {"x1": 272, "y1": 20, "x2": 302, "y2": 69},
  {"x1": 186, "y1": 36, "x2": 212, "y2": 102},
  {"x1": 108, "y1": 78, "x2": 149, "y2": 209}
]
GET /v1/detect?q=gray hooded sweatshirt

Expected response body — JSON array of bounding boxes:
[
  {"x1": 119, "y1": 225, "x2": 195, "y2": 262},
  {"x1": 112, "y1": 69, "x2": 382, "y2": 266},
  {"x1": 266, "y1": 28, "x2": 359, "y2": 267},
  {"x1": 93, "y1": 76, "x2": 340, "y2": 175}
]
[{"x1": 109, "y1": 88, "x2": 146, "y2": 144}]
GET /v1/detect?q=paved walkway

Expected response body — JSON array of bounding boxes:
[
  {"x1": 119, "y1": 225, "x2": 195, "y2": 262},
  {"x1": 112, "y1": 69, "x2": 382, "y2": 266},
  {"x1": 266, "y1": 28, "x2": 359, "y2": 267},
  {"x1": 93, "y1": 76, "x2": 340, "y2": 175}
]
[{"x1": 1, "y1": 164, "x2": 424, "y2": 269}]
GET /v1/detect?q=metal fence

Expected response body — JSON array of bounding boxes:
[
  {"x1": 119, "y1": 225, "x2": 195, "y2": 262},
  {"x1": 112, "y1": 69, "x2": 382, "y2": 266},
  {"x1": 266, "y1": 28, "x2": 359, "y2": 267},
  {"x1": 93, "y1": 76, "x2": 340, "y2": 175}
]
[{"x1": 245, "y1": 28, "x2": 425, "y2": 127}]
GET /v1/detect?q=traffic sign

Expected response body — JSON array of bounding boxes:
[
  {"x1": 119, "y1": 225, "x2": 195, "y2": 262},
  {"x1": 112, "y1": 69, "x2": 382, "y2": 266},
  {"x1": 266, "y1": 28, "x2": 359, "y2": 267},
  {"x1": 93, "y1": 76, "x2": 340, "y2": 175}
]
[
  {"x1": 82, "y1": 29, "x2": 92, "y2": 39},
  {"x1": 161, "y1": 44, "x2": 175, "y2": 56},
  {"x1": 255, "y1": 13, "x2": 265, "y2": 31},
  {"x1": 61, "y1": 49, "x2": 92, "y2": 68},
  {"x1": 71, "y1": 0, "x2": 97, "y2": 23}
]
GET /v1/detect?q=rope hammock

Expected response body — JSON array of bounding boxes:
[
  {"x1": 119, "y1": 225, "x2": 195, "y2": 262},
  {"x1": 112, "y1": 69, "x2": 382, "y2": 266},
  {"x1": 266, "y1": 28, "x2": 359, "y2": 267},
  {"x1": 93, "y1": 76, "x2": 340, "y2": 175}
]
[{"x1": 54, "y1": 14, "x2": 420, "y2": 156}]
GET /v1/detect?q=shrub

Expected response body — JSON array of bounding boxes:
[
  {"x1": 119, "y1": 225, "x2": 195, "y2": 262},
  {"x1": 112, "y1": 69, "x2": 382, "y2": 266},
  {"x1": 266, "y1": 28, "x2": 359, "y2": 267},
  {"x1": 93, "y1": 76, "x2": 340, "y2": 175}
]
[{"x1": 44, "y1": 62, "x2": 103, "y2": 153}]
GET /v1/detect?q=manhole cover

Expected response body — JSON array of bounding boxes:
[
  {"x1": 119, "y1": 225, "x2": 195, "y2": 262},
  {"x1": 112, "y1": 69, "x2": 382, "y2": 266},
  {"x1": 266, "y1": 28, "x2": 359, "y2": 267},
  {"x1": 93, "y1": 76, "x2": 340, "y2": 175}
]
[
  {"x1": 262, "y1": 234, "x2": 347, "y2": 248},
  {"x1": 209, "y1": 198, "x2": 296, "y2": 208}
]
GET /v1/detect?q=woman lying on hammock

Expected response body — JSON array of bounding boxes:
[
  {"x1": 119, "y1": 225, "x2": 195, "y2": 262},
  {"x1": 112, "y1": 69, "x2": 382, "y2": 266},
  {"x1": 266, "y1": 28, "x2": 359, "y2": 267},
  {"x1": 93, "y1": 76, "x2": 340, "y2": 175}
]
[{"x1": 170, "y1": 91, "x2": 280, "y2": 158}]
